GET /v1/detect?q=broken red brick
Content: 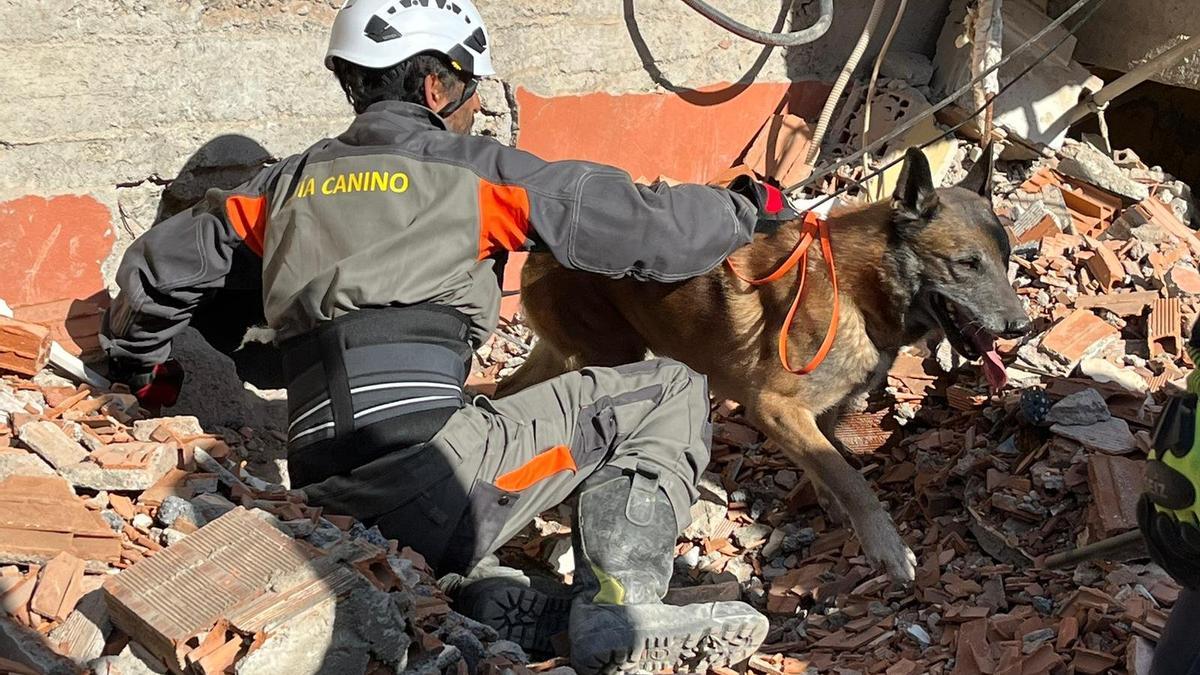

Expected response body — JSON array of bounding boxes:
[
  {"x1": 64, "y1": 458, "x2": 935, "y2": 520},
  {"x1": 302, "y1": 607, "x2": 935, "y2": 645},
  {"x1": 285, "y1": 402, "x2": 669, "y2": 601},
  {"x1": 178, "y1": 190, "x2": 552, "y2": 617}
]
[
  {"x1": 1040, "y1": 309, "x2": 1119, "y2": 367},
  {"x1": 1088, "y1": 454, "x2": 1146, "y2": 538},
  {"x1": 103, "y1": 507, "x2": 319, "y2": 670},
  {"x1": 0, "y1": 475, "x2": 121, "y2": 564},
  {"x1": 29, "y1": 551, "x2": 85, "y2": 621},
  {"x1": 1149, "y1": 298, "x2": 1183, "y2": 358},
  {"x1": 0, "y1": 316, "x2": 51, "y2": 377}
]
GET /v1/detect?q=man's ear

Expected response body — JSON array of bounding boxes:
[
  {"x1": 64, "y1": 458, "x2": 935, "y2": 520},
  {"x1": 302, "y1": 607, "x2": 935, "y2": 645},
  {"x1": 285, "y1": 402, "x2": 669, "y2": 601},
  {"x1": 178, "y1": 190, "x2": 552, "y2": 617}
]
[
  {"x1": 892, "y1": 147, "x2": 940, "y2": 222},
  {"x1": 423, "y1": 73, "x2": 444, "y2": 110},
  {"x1": 958, "y1": 141, "x2": 995, "y2": 197}
]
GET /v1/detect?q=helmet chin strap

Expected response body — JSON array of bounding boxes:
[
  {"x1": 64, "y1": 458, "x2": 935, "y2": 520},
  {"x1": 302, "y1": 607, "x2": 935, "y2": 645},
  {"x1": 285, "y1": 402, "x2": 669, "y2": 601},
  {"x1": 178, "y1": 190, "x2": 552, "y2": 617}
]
[{"x1": 437, "y1": 77, "x2": 478, "y2": 119}]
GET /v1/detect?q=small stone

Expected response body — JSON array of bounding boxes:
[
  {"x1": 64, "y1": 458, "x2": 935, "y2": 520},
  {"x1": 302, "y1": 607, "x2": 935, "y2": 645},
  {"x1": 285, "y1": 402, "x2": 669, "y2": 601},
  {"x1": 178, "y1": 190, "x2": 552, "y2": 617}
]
[
  {"x1": 349, "y1": 523, "x2": 389, "y2": 548},
  {"x1": 869, "y1": 601, "x2": 893, "y2": 617},
  {"x1": 762, "y1": 528, "x2": 786, "y2": 559},
  {"x1": 1052, "y1": 417, "x2": 1137, "y2": 454},
  {"x1": 84, "y1": 491, "x2": 109, "y2": 510},
  {"x1": 733, "y1": 523, "x2": 773, "y2": 549},
  {"x1": 774, "y1": 470, "x2": 798, "y2": 490},
  {"x1": 100, "y1": 510, "x2": 124, "y2": 532},
  {"x1": 157, "y1": 495, "x2": 205, "y2": 528},
  {"x1": 1032, "y1": 596, "x2": 1054, "y2": 614},
  {"x1": 190, "y1": 493, "x2": 237, "y2": 522},
  {"x1": 675, "y1": 547, "x2": 701, "y2": 570},
  {"x1": 306, "y1": 519, "x2": 345, "y2": 549},
  {"x1": 880, "y1": 50, "x2": 934, "y2": 86},
  {"x1": 280, "y1": 518, "x2": 315, "y2": 538},
  {"x1": 161, "y1": 528, "x2": 187, "y2": 546},
  {"x1": 1045, "y1": 389, "x2": 1110, "y2": 426},
  {"x1": 904, "y1": 623, "x2": 931, "y2": 648},
  {"x1": 132, "y1": 514, "x2": 154, "y2": 533},
  {"x1": 1022, "y1": 627, "x2": 1057, "y2": 653},
  {"x1": 783, "y1": 527, "x2": 816, "y2": 553},
  {"x1": 386, "y1": 555, "x2": 422, "y2": 588},
  {"x1": 486, "y1": 640, "x2": 528, "y2": 664}
]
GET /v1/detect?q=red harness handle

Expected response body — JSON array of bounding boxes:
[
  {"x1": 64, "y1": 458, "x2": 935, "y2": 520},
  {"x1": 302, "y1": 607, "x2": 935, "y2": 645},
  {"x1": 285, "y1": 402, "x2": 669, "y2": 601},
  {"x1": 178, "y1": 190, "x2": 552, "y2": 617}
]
[{"x1": 725, "y1": 211, "x2": 840, "y2": 375}]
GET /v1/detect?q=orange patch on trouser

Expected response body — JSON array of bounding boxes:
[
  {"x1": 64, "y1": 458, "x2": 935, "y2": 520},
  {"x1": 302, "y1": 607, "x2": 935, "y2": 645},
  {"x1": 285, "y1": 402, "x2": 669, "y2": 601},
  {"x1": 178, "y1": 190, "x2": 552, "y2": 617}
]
[{"x1": 494, "y1": 445, "x2": 577, "y2": 492}]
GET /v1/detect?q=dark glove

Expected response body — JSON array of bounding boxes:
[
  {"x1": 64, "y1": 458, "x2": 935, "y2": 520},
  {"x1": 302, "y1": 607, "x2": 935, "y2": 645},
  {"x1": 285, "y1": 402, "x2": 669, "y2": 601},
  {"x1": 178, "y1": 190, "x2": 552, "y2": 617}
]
[
  {"x1": 1139, "y1": 332, "x2": 1200, "y2": 590},
  {"x1": 728, "y1": 175, "x2": 801, "y2": 235},
  {"x1": 112, "y1": 359, "x2": 185, "y2": 412}
]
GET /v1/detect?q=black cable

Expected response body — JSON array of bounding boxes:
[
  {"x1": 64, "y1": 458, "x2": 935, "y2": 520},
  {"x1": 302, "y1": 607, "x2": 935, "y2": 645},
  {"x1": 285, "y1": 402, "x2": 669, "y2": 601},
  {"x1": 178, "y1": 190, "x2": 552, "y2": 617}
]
[
  {"x1": 783, "y1": 0, "x2": 1106, "y2": 195},
  {"x1": 782, "y1": 0, "x2": 1108, "y2": 215},
  {"x1": 677, "y1": 0, "x2": 833, "y2": 47}
]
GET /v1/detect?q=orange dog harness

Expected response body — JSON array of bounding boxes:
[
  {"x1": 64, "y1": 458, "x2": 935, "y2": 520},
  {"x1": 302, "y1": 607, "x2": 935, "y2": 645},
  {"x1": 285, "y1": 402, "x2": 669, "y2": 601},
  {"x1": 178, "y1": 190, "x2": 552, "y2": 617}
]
[{"x1": 725, "y1": 210, "x2": 840, "y2": 375}]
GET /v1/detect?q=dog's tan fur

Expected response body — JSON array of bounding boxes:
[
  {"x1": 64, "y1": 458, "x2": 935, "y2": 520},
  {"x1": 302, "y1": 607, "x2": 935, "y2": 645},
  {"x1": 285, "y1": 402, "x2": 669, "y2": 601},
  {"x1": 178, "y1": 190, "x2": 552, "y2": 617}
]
[{"x1": 499, "y1": 149, "x2": 1028, "y2": 582}]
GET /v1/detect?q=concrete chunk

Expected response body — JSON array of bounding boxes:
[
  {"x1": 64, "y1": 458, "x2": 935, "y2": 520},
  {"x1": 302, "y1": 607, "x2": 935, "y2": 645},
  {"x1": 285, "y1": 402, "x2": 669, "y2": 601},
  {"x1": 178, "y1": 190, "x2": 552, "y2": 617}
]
[
  {"x1": 57, "y1": 444, "x2": 176, "y2": 491},
  {"x1": 1052, "y1": 417, "x2": 1138, "y2": 454},
  {"x1": 18, "y1": 421, "x2": 88, "y2": 469},
  {"x1": 1045, "y1": 389, "x2": 1111, "y2": 426},
  {"x1": 0, "y1": 448, "x2": 55, "y2": 480}
]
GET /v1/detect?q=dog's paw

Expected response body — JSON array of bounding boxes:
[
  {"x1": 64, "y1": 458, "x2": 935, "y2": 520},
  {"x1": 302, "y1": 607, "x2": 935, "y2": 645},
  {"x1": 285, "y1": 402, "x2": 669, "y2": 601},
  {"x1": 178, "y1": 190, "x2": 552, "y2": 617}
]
[{"x1": 861, "y1": 518, "x2": 917, "y2": 584}]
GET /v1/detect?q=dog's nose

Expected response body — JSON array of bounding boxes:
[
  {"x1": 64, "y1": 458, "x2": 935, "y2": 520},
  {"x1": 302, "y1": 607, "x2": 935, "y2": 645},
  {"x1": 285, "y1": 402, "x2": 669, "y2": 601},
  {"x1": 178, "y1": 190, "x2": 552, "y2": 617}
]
[{"x1": 1000, "y1": 317, "x2": 1032, "y2": 339}]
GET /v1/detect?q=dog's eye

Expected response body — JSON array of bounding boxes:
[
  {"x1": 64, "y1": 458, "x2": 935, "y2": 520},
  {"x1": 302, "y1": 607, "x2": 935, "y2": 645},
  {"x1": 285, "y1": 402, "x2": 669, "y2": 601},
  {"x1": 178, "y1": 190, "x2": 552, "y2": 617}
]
[{"x1": 953, "y1": 255, "x2": 982, "y2": 271}]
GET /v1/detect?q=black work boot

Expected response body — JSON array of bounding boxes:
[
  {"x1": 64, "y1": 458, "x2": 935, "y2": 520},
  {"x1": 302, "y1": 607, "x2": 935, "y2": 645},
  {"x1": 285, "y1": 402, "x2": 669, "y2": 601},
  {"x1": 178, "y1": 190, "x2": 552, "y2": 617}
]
[
  {"x1": 569, "y1": 465, "x2": 768, "y2": 674},
  {"x1": 439, "y1": 555, "x2": 572, "y2": 654}
]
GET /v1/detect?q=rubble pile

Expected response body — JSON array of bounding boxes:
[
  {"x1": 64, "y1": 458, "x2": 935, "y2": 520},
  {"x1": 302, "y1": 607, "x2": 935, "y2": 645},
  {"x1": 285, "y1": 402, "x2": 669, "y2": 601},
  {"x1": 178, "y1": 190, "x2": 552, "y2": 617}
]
[{"x1": 0, "y1": 367, "x2": 545, "y2": 675}]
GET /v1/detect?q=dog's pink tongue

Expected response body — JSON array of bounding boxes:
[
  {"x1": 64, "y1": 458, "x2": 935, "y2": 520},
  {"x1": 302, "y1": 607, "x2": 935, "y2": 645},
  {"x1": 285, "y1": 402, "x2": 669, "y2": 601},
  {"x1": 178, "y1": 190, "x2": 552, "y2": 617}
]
[{"x1": 968, "y1": 327, "x2": 1008, "y2": 392}]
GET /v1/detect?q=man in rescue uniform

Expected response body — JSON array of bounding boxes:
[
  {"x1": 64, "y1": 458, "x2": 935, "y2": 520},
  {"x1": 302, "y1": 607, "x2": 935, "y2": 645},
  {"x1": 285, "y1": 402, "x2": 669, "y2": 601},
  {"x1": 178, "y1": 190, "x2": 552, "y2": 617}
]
[{"x1": 100, "y1": 1, "x2": 797, "y2": 671}]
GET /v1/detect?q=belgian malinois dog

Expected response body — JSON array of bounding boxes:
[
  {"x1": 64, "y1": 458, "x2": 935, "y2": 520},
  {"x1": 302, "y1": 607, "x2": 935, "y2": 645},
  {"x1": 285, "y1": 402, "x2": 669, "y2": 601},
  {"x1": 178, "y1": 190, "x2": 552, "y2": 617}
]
[{"x1": 498, "y1": 147, "x2": 1031, "y2": 582}]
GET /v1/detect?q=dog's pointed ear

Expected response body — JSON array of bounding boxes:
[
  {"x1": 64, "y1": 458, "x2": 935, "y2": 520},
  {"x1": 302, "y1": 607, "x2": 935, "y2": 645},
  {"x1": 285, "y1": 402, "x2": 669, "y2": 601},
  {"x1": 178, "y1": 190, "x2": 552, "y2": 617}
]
[
  {"x1": 958, "y1": 141, "x2": 995, "y2": 197},
  {"x1": 892, "y1": 147, "x2": 939, "y2": 222}
]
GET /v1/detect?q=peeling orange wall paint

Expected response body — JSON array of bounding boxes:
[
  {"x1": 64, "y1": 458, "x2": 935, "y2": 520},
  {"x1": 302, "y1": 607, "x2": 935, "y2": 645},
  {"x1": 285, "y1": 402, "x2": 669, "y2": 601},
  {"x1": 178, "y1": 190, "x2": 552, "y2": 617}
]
[
  {"x1": 515, "y1": 82, "x2": 830, "y2": 184},
  {"x1": 497, "y1": 81, "x2": 829, "y2": 317},
  {"x1": 0, "y1": 195, "x2": 114, "y2": 308}
]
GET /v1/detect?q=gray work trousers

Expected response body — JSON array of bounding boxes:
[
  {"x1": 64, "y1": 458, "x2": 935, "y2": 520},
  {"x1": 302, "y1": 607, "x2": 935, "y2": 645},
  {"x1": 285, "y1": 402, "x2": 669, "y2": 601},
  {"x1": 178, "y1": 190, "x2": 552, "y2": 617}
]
[{"x1": 304, "y1": 359, "x2": 712, "y2": 574}]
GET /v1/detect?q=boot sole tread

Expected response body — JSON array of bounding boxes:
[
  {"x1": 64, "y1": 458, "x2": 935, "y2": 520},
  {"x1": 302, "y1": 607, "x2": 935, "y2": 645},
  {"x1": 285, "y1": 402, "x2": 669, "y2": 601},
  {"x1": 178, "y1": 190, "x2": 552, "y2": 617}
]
[
  {"x1": 578, "y1": 612, "x2": 769, "y2": 674},
  {"x1": 472, "y1": 586, "x2": 571, "y2": 655}
]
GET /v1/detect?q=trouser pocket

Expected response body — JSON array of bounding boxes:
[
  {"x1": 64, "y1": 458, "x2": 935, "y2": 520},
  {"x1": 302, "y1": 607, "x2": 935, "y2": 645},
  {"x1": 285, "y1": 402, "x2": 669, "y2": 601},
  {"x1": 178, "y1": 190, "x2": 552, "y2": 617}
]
[{"x1": 304, "y1": 416, "x2": 481, "y2": 570}]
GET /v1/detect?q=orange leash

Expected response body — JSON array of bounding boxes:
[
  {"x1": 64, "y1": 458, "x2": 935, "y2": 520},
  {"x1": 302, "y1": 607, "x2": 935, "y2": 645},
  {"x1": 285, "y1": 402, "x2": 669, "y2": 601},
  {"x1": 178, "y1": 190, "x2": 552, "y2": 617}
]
[{"x1": 725, "y1": 211, "x2": 839, "y2": 375}]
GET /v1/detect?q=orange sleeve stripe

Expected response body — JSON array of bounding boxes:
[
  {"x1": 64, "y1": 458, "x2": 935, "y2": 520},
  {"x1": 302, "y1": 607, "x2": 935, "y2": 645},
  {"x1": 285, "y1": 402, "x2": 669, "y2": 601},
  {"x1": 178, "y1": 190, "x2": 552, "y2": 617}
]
[
  {"x1": 494, "y1": 444, "x2": 577, "y2": 492},
  {"x1": 226, "y1": 195, "x2": 268, "y2": 257},
  {"x1": 478, "y1": 181, "x2": 532, "y2": 260}
]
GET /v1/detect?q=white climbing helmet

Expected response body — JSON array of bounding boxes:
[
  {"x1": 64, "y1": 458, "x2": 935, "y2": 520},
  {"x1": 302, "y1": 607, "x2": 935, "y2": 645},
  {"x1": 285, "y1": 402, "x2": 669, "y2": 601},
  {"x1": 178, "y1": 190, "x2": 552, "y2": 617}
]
[{"x1": 325, "y1": 0, "x2": 495, "y2": 77}]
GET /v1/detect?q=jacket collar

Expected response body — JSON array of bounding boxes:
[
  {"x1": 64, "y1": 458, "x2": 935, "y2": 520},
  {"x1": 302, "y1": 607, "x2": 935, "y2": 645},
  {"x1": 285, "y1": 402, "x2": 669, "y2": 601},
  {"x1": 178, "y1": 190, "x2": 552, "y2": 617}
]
[{"x1": 340, "y1": 101, "x2": 448, "y2": 145}]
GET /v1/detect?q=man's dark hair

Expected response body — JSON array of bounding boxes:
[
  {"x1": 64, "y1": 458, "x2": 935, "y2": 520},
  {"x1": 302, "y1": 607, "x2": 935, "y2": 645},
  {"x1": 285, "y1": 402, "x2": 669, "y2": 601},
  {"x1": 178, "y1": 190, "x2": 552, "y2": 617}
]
[{"x1": 331, "y1": 53, "x2": 463, "y2": 114}]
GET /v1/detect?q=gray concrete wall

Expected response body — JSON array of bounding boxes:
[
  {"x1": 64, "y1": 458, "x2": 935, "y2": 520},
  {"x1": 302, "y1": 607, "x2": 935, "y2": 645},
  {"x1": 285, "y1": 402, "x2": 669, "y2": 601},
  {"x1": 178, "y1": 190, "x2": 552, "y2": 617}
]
[{"x1": 1050, "y1": 0, "x2": 1200, "y2": 91}]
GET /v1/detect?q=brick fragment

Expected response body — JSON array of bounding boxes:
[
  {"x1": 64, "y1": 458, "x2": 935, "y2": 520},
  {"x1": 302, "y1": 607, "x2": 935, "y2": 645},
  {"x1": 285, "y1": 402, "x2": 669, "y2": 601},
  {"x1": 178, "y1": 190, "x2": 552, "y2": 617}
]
[
  {"x1": 0, "y1": 475, "x2": 121, "y2": 565},
  {"x1": 103, "y1": 507, "x2": 319, "y2": 670},
  {"x1": 1149, "y1": 298, "x2": 1183, "y2": 358},
  {"x1": 0, "y1": 317, "x2": 51, "y2": 376},
  {"x1": 1039, "y1": 309, "x2": 1119, "y2": 369},
  {"x1": 1088, "y1": 454, "x2": 1145, "y2": 537},
  {"x1": 29, "y1": 551, "x2": 85, "y2": 621}
]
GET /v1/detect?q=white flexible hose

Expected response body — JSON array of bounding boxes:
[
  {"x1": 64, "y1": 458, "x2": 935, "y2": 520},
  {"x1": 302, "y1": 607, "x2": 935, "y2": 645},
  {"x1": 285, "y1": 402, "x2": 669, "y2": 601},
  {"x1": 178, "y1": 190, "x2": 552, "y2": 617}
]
[
  {"x1": 862, "y1": 0, "x2": 909, "y2": 199},
  {"x1": 805, "y1": 0, "x2": 889, "y2": 166}
]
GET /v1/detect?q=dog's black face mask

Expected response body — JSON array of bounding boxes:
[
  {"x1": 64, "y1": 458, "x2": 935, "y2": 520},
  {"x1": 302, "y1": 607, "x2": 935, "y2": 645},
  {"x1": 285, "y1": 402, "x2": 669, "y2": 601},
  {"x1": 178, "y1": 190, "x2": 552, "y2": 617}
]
[{"x1": 890, "y1": 144, "x2": 1031, "y2": 389}]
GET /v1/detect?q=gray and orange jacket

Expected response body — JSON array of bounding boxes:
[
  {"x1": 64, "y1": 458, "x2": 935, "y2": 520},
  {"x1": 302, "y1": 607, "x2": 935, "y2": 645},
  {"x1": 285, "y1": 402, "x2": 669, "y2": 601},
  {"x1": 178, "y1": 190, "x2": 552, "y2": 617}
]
[{"x1": 102, "y1": 101, "x2": 759, "y2": 485}]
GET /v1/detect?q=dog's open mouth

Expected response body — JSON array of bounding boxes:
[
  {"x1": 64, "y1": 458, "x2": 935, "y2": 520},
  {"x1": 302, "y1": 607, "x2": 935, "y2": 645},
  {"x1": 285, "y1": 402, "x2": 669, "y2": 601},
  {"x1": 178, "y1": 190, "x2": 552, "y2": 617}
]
[{"x1": 930, "y1": 293, "x2": 1008, "y2": 392}]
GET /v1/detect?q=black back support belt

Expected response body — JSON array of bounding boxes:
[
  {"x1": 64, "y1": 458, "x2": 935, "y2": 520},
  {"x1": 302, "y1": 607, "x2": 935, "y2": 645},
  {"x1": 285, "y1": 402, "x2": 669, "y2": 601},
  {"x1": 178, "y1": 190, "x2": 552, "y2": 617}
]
[{"x1": 280, "y1": 304, "x2": 473, "y2": 487}]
